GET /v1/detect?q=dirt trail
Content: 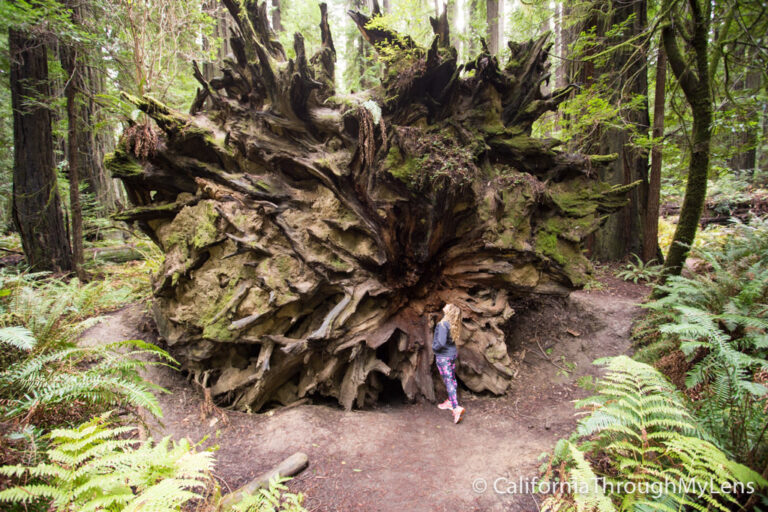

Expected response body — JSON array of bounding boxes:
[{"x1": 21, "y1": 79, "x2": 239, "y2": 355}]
[{"x1": 81, "y1": 273, "x2": 647, "y2": 512}]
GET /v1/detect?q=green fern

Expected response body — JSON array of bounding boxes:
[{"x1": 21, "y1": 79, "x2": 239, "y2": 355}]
[
  {"x1": 542, "y1": 357, "x2": 767, "y2": 511},
  {"x1": 231, "y1": 476, "x2": 307, "y2": 512},
  {"x1": 0, "y1": 338, "x2": 176, "y2": 420},
  {"x1": 637, "y1": 219, "x2": 768, "y2": 464},
  {"x1": 0, "y1": 270, "x2": 144, "y2": 350},
  {"x1": 0, "y1": 326, "x2": 37, "y2": 351},
  {"x1": 616, "y1": 255, "x2": 663, "y2": 284},
  {"x1": 0, "y1": 413, "x2": 215, "y2": 512},
  {"x1": 0, "y1": 414, "x2": 307, "y2": 512}
]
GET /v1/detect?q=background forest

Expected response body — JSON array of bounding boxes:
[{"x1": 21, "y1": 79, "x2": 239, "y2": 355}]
[{"x1": 1, "y1": 0, "x2": 767, "y2": 510}]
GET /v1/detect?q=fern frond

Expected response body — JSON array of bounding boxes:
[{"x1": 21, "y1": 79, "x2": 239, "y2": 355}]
[{"x1": 0, "y1": 326, "x2": 37, "y2": 350}]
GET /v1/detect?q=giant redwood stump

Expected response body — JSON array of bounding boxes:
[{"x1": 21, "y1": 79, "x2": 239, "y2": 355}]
[{"x1": 107, "y1": 1, "x2": 637, "y2": 411}]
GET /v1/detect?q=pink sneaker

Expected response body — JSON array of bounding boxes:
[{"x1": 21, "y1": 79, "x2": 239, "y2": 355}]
[
  {"x1": 437, "y1": 399, "x2": 452, "y2": 410},
  {"x1": 452, "y1": 406, "x2": 465, "y2": 424}
]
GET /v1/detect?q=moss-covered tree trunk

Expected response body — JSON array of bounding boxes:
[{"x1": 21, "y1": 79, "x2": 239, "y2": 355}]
[
  {"x1": 660, "y1": 0, "x2": 711, "y2": 276},
  {"x1": 108, "y1": 1, "x2": 636, "y2": 411}
]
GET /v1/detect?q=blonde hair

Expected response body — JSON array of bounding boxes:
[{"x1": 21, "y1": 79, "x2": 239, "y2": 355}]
[{"x1": 442, "y1": 304, "x2": 462, "y2": 343}]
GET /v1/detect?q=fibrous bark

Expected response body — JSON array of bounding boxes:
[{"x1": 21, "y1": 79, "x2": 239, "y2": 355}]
[
  {"x1": 567, "y1": 0, "x2": 650, "y2": 261},
  {"x1": 10, "y1": 28, "x2": 73, "y2": 272},
  {"x1": 108, "y1": 2, "x2": 636, "y2": 411}
]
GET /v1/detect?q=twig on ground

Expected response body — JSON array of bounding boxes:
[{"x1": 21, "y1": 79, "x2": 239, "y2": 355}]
[{"x1": 534, "y1": 330, "x2": 570, "y2": 373}]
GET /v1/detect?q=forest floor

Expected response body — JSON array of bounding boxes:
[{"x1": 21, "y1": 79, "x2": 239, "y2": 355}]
[{"x1": 80, "y1": 267, "x2": 649, "y2": 512}]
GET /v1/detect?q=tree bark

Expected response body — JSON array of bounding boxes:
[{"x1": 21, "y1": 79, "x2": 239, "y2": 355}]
[
  {"x1": 61, "y1": 0, "x2": 92, "y2": 278},
  {"x1": 61, "y1": 43, "x2": 86, "y2": 279},
  {"x1": 486, "y1": 0, "x2": 501, "y2": 55},
  {"x1": 203, "y1": 0, "x2": 236, "y2": 82},
  {"x1": 571, "y1": 0, "x2": 650, "y2": 262},
  {"x1": 660, "y1": 0, "x2": 711, "y2": 276},
  {"x1": 108, "y1": 1, "x2": 636, "y2": 412},
  {"x1": 9, "y1": 28, "x2": 73, "y2": 272},
  {"x1": 642, "y1": 46, "x2": 666, "y2": 263},
  {"x1": 270, "y1": 0, "x2": 283, "y2": 32},
  {"x1": 726, "y1": 45, "x2": 760, "y2": 175},
  {"x1": 82, "y1": 54, "x2": 120, "y2": 212}
]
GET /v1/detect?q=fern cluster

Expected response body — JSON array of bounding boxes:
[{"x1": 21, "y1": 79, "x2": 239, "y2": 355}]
[
  {"x1": 615, "y1": 254, "x2": 663, "y2": 284},
  {"x1": 232, "y1": 477, "x2": 307, "y2": 512},
  {"x1": 541, "y1": 356, "x2": 766, "y2": 512},
  {"x1": 0, "y1": 269, "x2": 141, "y2": 350},
  {"x1": 0, "y1": 414, "x2": 307, "y2": 512},
  {"x1": 0, "y1": 337, "x2": 174, "y2": 421},
  {"x1": 0, "y1": 413, "x2": 215, "y2": 511},
  {"x1": 636, "y1": 218, "x2": 768, "y2": 464},
  {"x1": 0, "y1": 269, "x2": 175, "y2": 423}
]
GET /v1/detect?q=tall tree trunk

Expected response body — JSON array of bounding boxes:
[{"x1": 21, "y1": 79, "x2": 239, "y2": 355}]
[
  {"x1": 554, "y1": 2, "x2": 566, "y2": 89},
  {"x1": 203, "y1": 0, "x2": 235, "y2": 81},
  {"x1": 467, "y1": 0, "x2": 482, "y2": 56},
  {"x1": 447, "y1": 0, "x2": 461, "y2": 59},
  {"x1": 486, "y1": 0, "x2": 501, "y2": 55},
  {"x1": 271, "y1": 0, "x2": 283, "y2": 32},
  {"x1": 661, "y1": 0, "x2": 711, "y2": 276},
  {"x1": 572, "y1": 0, "x2": 650, "y2": 261},
  {"x1": 82, "y1": 55, "x2": 119, "y2": 212},
  {"x1": 61, "y1": 2, "x2": 88, "y2": 279},
  {"x1": 642, "y1": 46, "x2": 666, "y2": 263},
  {"x1": 9, "y1": 29, "x2": 72, "y2": 272},
  {"x1": 726, "y1": 45, "x2": 760, "y2": 175}
]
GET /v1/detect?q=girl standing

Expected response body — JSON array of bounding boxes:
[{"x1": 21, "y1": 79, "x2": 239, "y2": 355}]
[{"x1": 432, "y1": 303, "x2": 465, "y2": 423}]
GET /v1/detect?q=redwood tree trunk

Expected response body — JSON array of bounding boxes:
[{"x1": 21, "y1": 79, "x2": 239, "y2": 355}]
[
  {"x1": 109, "y1": 1, "x2": 635, "y2": 412},
  {"x1": 486, "y1": 0, "x2": 501, "y2": 55},
  {"x1": 726, "y1": 45, "x2": 760, "y2": 175},
  {"x1": 9, "y1": 28, "x2": 72, "y2": 272},
  {"x1": 271, "y1": 0, "x2": 283, "y2": 32},
  {"x1": 642, "y1": 46, "x2": 666, "y2": 263},
  {"x1": 81, "y1": 56, "x2": 120, "y2": 212},
  {"x1": 575, "y1": 0, "x2": 650, "y2": 261},
  {"x1": 61, "y1": 42, "x2": 85, "y2": 278}
]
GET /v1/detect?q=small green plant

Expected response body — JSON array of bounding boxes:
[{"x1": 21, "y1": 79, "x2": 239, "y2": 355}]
[
  {"x1": 575, "y1": 375, "x2": 595, "y2": 391},
  {"x1": 615, "y1": 254, "x2": 663, "y2": 284},
  {"x1": 556, "y1": 356, "x2": 576, "y2": 377},
  {"x1": 232, "y1": 477, "x2": 307, "y2": 512},
  {"x1": 582, "y1": 278, "x2": 604, "y2": 292}
]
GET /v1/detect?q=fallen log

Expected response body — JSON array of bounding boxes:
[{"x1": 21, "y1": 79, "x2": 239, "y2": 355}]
[
  {"x1": 218, "y1": 451, "x2": 309, "y2": 510},
  {"x1": 107, "y1": 1, "x2": 637, "y2": 411}
]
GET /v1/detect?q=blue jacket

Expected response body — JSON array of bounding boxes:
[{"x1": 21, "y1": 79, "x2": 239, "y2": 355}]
[{"x1": 432, "y1": 320, "x2": 457, "y2": 359}]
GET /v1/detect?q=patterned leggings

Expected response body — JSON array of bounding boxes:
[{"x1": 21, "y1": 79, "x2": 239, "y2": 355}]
[{"x1": 436, "y1": 356, "x2": 459, "y2": 408}]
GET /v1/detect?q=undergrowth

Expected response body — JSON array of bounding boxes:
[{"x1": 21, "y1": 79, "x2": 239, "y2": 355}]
[
  {"x1": 541, "y1": 357, "x2": 766, "y2": 511},
  {"x1": 546, "y1": 218, "x2": 768, "y2": 510},
  {"x1": 0, "y1": 413, "x2": 307, "y2": 512},
  {"x1": 0, "y1": 259, "x2": 304, "y2": 511}
]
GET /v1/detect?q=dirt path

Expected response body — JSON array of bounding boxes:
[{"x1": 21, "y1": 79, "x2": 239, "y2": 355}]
[{"x1": 81, "y1": 273, "x2": 647, "y2": 511}]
